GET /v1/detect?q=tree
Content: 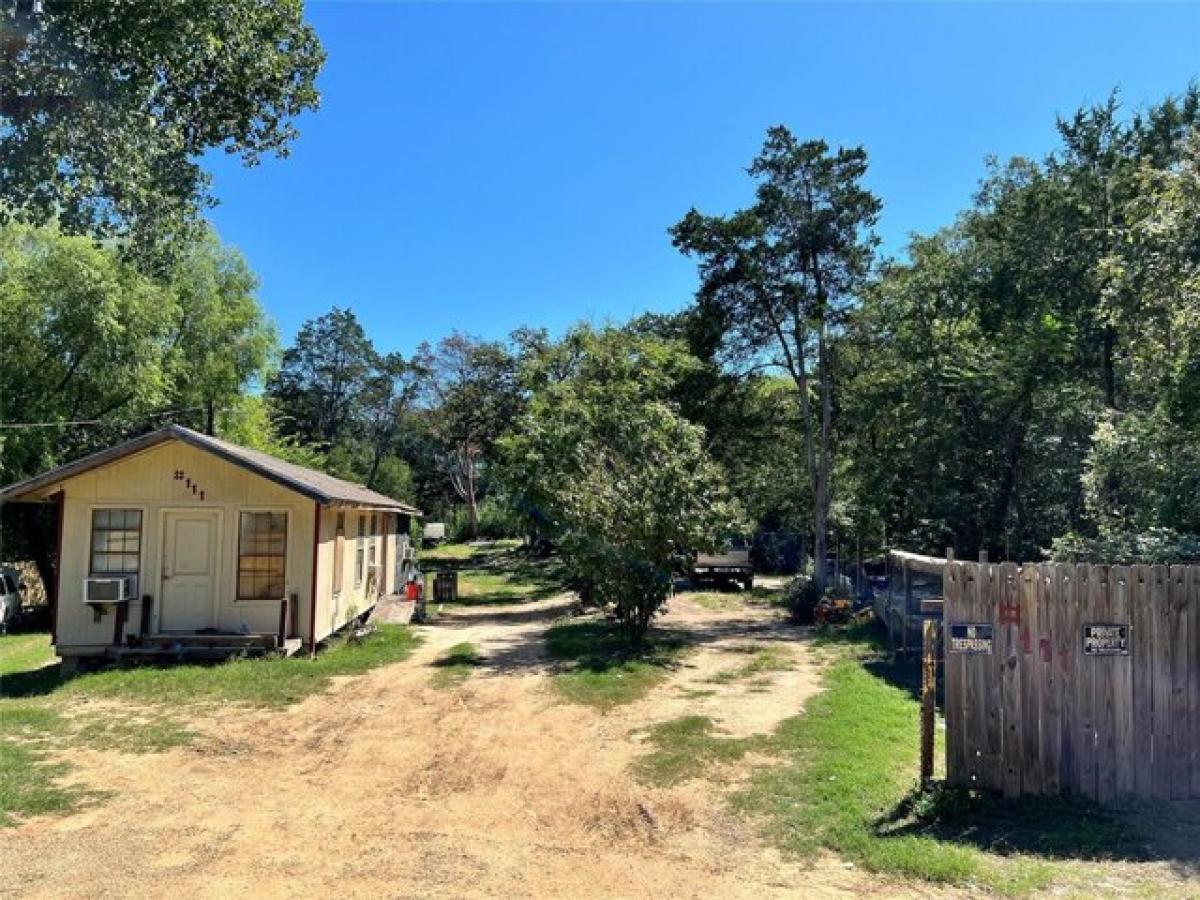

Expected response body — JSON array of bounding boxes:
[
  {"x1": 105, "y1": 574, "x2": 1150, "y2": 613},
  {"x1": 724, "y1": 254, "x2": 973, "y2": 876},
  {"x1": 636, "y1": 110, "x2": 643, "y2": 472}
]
[
  {"x1": 417, "y1": 333, "x2": 524, "y2": 538},
  {"x1": 268, "y1": 308, "x2": 377, "y2": 447},
  {"x1": 162, "y1": 230, "x2": 277, "y2": 435},
  {"x1": 0, "y1": 221, "x2": 276, "y2": 483},
  {"x1": 672, "y1": 127, "x2": 880, "y2": 588},
  {"x1": 503, "y1": 327, "x2": 742, "y2": 645},
  {"x1": 0, "y1": 0, "x2": 324, "y2": 253}
]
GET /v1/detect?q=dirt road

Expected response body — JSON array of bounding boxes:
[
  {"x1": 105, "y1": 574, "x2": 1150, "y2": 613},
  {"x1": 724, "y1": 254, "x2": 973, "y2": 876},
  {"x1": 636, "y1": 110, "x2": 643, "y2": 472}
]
[{"x1": 1, "y1": 594, "x2": 938, "y2": 899}]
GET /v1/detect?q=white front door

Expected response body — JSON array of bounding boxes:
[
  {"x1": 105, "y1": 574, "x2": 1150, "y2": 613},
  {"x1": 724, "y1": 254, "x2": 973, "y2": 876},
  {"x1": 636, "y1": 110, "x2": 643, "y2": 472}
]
[{"x1": 160, "y1": 511, "x2": 219, "y2": 632}]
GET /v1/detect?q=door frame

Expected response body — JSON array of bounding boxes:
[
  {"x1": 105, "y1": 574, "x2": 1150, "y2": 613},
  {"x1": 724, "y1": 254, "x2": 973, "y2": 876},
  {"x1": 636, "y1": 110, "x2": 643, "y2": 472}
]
[{"x1": 157, "y1": 507, "x2": 223, "y2": 633}]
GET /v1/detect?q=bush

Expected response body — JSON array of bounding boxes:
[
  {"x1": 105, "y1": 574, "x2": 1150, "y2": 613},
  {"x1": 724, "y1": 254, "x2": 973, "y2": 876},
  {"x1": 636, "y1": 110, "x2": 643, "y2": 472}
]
[{"x1": 784, "y1": 576, "x2": 823, "y2": 624}]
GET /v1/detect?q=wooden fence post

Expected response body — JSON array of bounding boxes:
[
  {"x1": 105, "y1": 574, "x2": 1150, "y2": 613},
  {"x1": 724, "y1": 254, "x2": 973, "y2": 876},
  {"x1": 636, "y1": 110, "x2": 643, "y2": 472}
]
[{"x1": 921, "y1": 617, "x2": 939, "y2": 786}]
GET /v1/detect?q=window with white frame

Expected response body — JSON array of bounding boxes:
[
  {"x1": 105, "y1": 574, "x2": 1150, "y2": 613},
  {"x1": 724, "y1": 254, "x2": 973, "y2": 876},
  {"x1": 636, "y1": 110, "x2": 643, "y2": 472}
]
[{"x1": 90, "y1": 509, "x2": 142, "y2": 578}]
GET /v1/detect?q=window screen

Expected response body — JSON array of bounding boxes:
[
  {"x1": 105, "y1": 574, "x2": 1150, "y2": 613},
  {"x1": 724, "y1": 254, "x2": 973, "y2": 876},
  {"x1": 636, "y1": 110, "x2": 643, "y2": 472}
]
[
  {"x1": 238, "y1": 512, "x2": 287, "y2": 601},
  {"x1": 90, "y1": 509, "x2": 142, "y2": 575}
]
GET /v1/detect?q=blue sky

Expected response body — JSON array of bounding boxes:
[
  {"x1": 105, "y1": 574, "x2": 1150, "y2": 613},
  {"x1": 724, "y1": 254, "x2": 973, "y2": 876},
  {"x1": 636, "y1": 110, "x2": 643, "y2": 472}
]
[{"x1": 204, "y1": 2, "x2": 1200, "y2": 355}]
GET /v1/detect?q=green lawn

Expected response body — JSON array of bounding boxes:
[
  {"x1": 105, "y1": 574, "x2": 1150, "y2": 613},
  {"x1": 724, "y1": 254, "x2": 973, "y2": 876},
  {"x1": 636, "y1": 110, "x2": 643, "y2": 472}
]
[
  {"x1": 0, "y1": 624, "x2": 420, "y2": 827},
  {"x1": 421, "y1": 541, "x2": 564, "y2": 607},
  {"x1": 629, "y1": 622, "x2": 1168, "y2": 896},
  {"x1": 545, "y1": 619, "x2": 687, "y2": 711},
  {"x1": 53, "y1": 625, "x2": 421, "y2": 708},
  {"x1": 0, "y1": 631, "x2": 56, "y2": 678}
]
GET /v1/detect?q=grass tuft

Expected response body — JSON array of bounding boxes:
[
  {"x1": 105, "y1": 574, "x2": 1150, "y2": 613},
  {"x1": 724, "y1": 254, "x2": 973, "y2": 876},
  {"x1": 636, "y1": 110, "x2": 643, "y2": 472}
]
[
  {"x1": 707, "y1": 644, "x2": 795, "y2": 683},
  {"x1": 633, "y1": 715, "x2": 768, "y2": 786},
  {"x1": 430, "y1": 641, "x2": 485, "y2": 689},
  {"x1": 546, "y1": 619, "x2": 687, "y2": 711}
]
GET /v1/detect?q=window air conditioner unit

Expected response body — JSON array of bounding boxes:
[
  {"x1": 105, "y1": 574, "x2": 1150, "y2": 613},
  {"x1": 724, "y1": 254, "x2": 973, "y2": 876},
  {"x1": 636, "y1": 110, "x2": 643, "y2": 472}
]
[{"x1": 84, "y1": 575, "x2": 137, "y2": 604}]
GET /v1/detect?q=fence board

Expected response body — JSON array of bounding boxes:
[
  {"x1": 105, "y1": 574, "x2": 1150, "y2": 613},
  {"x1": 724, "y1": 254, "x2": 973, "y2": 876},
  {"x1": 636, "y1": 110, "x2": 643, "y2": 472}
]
[
  {"x1": 1076, "y1": 565, "x2": 1099, "y2": 800},
  {"x1": 980, "y1": 563, "x2": 1004, "y2": 792},
  {"x1": 1019, "y1": 566, "x2": 1042, "y2": 796},
  {"x1": 1111, "y1": 565, "x2": 1135, "y2": 799},
  {"x1": 1039, "y1": 564, "x2": 1062, "y2": 794},
  {"x1": 943, "y1": 561, "x2": 965, "y2": 786},
  {"x1": 1094, "y1": 567, "x2": 1117, "y2": 802},
  {"x1": 1057, "y1": 563, "x2": 1080, "y2": 794},
  {"x1": 1169, "y1": 567, "x2": 1190, "y2": 799},
  {"x1": 1151, "y1": 565, "x2": 1172, "y2": 800},
  {"x1": 998, "y1": 562, "x2": 1023, "y2": 798},
  {"x1": 1191, "y1": 566, "x2": 1200, "y2": 800},
  {"x1": 1131, "y1": 564, "x2": 1154, "y2": 798}
]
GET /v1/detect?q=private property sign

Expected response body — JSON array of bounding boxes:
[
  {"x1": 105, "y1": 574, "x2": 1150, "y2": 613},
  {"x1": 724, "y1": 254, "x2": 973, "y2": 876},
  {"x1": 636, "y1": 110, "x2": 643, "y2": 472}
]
[
  {"x1": 1082, "y1": 623, "x2": 1131, "y2": 656},
  {"x1": 948, "y1": 623, "x2": 993, "y2": 654}
]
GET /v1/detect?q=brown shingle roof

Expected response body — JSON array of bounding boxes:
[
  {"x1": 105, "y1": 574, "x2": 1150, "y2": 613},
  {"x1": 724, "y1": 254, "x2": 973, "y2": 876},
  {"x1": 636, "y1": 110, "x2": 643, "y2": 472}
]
[{"x1": 0, "y1": 424, "x2": 421, "y2": 513}]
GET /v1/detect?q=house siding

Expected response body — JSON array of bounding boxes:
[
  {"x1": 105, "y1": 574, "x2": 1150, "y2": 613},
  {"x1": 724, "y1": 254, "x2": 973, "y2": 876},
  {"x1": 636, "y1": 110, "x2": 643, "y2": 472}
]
[{"x1": 51, "y1": 440, "x2": 316, "y2": 656}]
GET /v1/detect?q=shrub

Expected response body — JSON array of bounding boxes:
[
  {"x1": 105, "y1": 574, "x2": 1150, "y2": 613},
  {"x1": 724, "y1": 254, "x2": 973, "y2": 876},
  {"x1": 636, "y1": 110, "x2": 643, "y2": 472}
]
[{"x1": 784, "y1": 576, "x2": 822, "y2": 624}]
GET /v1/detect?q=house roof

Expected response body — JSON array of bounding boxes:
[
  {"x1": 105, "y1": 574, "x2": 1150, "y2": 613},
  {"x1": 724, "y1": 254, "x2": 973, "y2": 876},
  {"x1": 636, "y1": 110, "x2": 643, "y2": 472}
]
[{"x1": 0, "y1": 424, "x2": 422, "y2": 514}]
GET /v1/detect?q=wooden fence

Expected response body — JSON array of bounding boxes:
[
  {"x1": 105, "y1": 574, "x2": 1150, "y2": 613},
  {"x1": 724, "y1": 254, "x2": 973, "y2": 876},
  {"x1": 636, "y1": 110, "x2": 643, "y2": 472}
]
[{"x1": 943, "y1": 561, "x2": 1200, "y2": 801}]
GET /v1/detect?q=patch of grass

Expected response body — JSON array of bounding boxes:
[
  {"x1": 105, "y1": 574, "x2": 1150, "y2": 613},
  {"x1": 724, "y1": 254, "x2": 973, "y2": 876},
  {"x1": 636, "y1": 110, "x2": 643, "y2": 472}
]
[
  {"x1": 688, "y1": 586, "x2": 785, "y2": 610},
  {"x1": 420, "y1": 543, "x2": 565, "y2": 607},
  {"x1": 55, "y1": 624, "x2": 421, "y2": 708},
  {"x1": 0, "y1": 630, "x2": 55, "y2": 678},
  {"x1": 545, "y1": 619, "x2": 687, "y2": 711},
  {"x1": 727, "y1": 627, "x2": 1161, "y2": 895},
  {"x1": 0, "y1": 739, "x2": 88, "y2": 827},
  {"x1": 453, "y1": 570, "x2": 560, "y2": 605},
  {"x1": 633, "y1": 715, "x2": 768, "y2": 786},
  {"x1": 430, "y1": 641, "x2": 485, "y2": 689},
  {"x1": 707, "y1": 644, "x2": 795, "y2": 684},
  {"x1": 71, "y1": 716, "x2": 196, "y2": 753}
]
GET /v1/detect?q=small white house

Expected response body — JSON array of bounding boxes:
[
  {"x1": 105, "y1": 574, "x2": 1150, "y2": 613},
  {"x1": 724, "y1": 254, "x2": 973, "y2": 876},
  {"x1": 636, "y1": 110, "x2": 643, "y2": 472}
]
[{"x1": 0, "y1": 425, "x2": 420, "y2": 665}]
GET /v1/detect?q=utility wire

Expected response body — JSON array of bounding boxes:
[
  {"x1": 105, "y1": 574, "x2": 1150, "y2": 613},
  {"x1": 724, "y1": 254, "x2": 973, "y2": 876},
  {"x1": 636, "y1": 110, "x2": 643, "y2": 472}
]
[{"x1": 0, "y1": 403, "x2": 225, "y2": 430}]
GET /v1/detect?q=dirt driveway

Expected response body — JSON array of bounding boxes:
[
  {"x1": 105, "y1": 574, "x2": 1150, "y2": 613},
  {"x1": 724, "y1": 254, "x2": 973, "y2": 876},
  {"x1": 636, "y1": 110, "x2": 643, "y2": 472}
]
[{"x1": 0, "y1": 593, "x2": 938, "y2": 899}]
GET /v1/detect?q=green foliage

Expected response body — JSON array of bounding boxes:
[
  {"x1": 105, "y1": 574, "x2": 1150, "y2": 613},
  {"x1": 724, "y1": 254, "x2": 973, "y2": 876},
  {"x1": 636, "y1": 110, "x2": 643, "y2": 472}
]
[
  {"x1": 0, "y1": 222, "x2": 277, "y2": 484},
  {"x1": 839, "y1": 88, "x2": 1200, "y2": 561},
  {"x1": 266, "y1": 307, "x2": 423, "y2": 501},
  {"x1": 504, "y1": 326, "x2": 743, "y2": 644},
  {"x1": 448, "y1": 496, "x2": 524, "y2": 541},
  {"x1": 0, "y1": 0, "x2": 324, "y2": 253},
  {"x1": 416, "y1": 332, "x2": 526, "y2": 537},
  {"x1": 782, "y1": 576, "x2": 823, "y2": 624}
]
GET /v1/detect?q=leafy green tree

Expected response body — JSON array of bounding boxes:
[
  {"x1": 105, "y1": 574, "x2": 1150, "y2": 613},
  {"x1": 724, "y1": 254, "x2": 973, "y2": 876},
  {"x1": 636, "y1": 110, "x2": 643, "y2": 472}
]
[
  {"x1": 672, "y1": 126, "x2": 880, "y2": 587},
  {"x1": 0, "y1": 222, "x2": 173, "y2": 480},
  {"x1": 268, "y1": 308, "x2": 377, "y2": 447},
  {"x1": 839, "y1": 88, "x2": 1200, "y2": 561},
  {"x1": 163, "y1": 231, "x2": 277, "y2": 435},
  {"x1": 417, "y1": 332, "x2": 524, "y2": 538},
  {"x1": 0, "y1": 0, "x2": 324, "y2": 252},
  {"x1": 504, "y1": 326, "x2": 743, "y2": 644},
  {"x1": 0, "y1": 222, "x2": 276, "y2": 482}
]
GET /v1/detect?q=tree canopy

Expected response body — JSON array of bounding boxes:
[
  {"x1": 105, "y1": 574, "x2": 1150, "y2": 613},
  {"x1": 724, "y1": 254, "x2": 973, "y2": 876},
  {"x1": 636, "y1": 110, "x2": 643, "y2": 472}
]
[{"x1": 0, "y1": 0, "x2": 324, "y2": 253}]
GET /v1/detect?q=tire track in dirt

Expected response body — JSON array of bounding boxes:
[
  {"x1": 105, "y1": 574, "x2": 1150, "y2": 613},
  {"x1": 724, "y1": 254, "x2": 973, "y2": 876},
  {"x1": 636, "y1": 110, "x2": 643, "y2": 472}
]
[{"x1": 0, "y1": 592, "x2": 948, "y2": 899}]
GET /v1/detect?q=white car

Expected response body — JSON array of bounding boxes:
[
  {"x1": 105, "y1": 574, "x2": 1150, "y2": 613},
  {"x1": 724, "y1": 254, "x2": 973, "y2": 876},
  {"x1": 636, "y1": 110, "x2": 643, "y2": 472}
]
[{"x1": 0, "y1": 567, "x2": 24, "y2": 633}]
